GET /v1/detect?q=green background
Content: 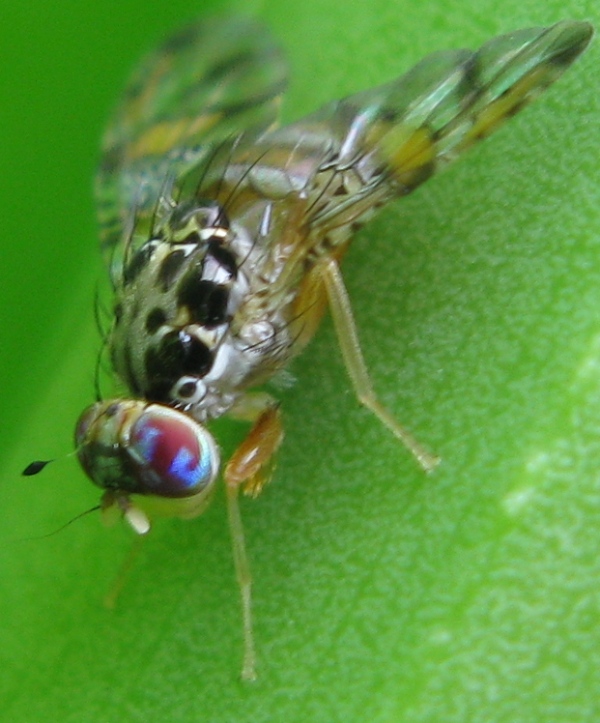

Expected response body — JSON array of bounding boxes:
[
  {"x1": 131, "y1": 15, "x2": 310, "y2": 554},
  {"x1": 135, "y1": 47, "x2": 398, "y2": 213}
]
[{"x1": 1, "y1": 0, "x2": 599, "y2": 721}]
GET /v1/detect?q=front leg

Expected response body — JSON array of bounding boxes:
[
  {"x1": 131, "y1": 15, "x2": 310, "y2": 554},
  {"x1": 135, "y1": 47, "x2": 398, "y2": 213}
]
[
  {"x1": 223, "y1": 399, "x2": 284, "y2": 681},
  {"x1": 226, "y1": 401, "x2": 284, "y2": 497}
]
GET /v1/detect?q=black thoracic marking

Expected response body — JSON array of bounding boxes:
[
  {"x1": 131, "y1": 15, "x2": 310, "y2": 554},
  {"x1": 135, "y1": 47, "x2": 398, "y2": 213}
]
[
  {"x1": 145, "y1": 307, "x2": 168, "y2": 335},
  {"x1": 144, "y1": 379, "x2": 172, "y2": 403},
  {"x1": 179, "y1": 231, "x2": 201, "y2": 245},
  {"x1": 124, "y1": 243, "x2": 155, "y2": 285},
  {"x1": 177, "y1": 277, "x2": 230, "y2": 328},
  {"x1": 144, "y1": 330, "x2": 213, "y2": 400},
  {"x1": 207, "y1": 240, "x2": 238, "y2": 278},
  {"x1": 158, "y1": 249, "x2": 187, "y2": 291}
]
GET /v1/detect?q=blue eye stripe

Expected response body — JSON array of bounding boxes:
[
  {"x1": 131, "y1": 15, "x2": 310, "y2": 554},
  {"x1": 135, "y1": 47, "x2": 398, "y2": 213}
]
[
  {"x1": 168, "y1": 444, "x2": 212, "y2": 489},
  {"x1": 135, "y1": 424, "x2": 161, "y2": 462}
]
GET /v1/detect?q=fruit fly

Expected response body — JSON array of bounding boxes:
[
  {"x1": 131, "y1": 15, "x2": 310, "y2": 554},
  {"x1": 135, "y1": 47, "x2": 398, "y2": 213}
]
[{"x1": 25, "y1": 17, "x2": 593, "y2": 679}]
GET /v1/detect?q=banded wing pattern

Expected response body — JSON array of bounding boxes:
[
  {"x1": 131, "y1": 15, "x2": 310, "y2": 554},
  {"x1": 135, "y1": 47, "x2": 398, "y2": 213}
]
[
  {"x1": 64, "y1": 17, "x2": 591, "y2": 681},
  {"x1": 96, "y1": 16, "x2": 288, "y2": 278},
  {"x1": 215, "y1": 21, "x2": 592, "y2": 255},
  {"x1": 138, "y1": 20, "x2": 592, "y2": 381}
]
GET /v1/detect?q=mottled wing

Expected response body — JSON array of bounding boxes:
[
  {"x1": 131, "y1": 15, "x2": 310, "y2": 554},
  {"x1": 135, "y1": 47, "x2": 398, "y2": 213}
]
[
  {"x1": 231, "y1": 21, "x2": 591, "y2": 243},
  {"x1": 96, "y1": 16, "x2": 288, "y2": 273}
]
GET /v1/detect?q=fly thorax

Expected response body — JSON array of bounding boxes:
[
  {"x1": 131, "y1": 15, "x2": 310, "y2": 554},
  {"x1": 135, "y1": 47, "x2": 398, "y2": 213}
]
[{"x1": 110, "y1": 199, "x2": 293, "y2": 422}]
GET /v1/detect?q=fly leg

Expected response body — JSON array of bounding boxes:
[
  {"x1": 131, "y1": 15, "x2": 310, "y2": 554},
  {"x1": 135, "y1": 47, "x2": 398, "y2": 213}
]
[
  {"x1": 224, "y1": 399, "x2": 284, "y2": 680},
  {"x1": 319, "y1": 257, "x2": 439, "y2": 472},
  {"x1": 103, "y1": 534, "x2": 146, "y2": 609}
]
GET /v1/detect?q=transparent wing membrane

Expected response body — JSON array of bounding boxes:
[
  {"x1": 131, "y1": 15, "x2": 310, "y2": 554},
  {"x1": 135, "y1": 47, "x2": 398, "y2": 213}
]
[{"x1": 96, "y1": 16, "x2": 288, "y2": 273}]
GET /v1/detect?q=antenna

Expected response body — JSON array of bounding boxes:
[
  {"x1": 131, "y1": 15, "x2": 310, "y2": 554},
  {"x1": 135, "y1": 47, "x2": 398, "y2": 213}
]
[
  {"x1": 22, "y1": 460, "x2": 54, "y2": 476},
  {"x1": 18, "y1": 505, "x2": 103, "y2": 541}
]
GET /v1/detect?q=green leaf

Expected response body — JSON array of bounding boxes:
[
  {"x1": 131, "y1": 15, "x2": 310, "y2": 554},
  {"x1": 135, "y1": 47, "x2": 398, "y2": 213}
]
[{"x1": 1, "y1": 0, "x2": 599, "y2": 721}]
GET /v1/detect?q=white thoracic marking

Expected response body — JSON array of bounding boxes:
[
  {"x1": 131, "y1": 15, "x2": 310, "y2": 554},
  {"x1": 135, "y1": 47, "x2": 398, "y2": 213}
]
[
  {"x1": 171, "y1": 376, "x2": 207, "y2": 405},
  {"x1": 199, "y1": 226, "x2": 228, "y2": 241}
]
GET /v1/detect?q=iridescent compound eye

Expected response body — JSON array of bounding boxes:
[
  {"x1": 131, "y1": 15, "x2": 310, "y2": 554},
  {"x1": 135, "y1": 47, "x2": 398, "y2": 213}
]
[
  {"x1": 75, "y1": 400, "x2": 220, "y2": 499},
  {"x1": 127, "y1": 405, "x2": 219, "y2": 497}
]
